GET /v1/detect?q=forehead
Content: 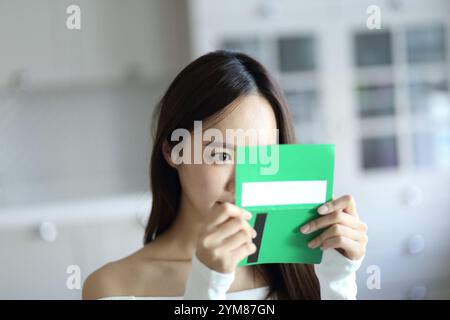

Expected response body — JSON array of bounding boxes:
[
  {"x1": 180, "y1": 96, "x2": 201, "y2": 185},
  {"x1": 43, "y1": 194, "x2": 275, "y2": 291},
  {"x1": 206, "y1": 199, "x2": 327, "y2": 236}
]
[{"x1": 204, "y1": 94, "x2": 278, "y2": 146}]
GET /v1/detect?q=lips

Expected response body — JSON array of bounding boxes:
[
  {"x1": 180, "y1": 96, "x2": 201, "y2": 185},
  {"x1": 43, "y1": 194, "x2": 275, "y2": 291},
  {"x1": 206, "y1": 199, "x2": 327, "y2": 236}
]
[{"x1": 216, "y1": 200, "x2": 235, "y2": 205}]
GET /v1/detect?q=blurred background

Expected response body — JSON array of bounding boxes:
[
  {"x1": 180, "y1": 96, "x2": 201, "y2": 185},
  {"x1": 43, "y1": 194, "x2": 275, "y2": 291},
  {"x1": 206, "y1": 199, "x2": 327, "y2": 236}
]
[{"x1": 0, "y1": 0, "x2": 449, "y2": 299}]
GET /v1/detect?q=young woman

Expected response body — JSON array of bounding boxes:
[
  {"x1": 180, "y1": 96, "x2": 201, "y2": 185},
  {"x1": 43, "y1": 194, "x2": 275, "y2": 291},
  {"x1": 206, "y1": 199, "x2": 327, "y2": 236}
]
[{"x1": 83, "y1": 50, "x2": 368, "y2": 300}]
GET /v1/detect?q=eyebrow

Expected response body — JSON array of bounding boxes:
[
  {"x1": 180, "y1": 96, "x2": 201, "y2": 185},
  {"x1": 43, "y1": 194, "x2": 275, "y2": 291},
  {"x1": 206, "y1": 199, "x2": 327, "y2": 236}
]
[{"x1": 203, "y1": 140, "x2": 235, "y2": 150}]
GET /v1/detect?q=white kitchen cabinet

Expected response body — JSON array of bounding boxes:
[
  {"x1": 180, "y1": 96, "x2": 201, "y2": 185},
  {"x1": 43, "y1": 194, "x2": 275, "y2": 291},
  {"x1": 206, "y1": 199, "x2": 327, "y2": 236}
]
[
  {"x1": 0, "y1": 0, "x2": 189, "y2": 89},
  {"x1": 0, "y1": 0, "x2": 191, "y2": 208},
  {"x1": 188, "y1": 0, "x2": 450, "y2": 299},
  {"x1": 0, "y1": 194, "x2": 149, "y2": 299}
]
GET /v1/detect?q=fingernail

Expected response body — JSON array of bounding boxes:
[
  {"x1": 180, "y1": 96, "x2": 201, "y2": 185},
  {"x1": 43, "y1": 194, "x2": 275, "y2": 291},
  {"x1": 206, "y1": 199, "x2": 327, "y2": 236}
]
[
  {"x1": 317, "y1": 205, "x2": 328, "y2": 215},
  {"x1": 300, "y1": 224, "x2": 310, "y2": 234},
  {"x1": 252, "y1": 229, "x2": 257, "y2": 238},
  {"x1": 308, "y1": 240, "x2": 318, "y2": 248},
  {"x1": 245, "y1": 211, "x2": 252, "y2": 220}
]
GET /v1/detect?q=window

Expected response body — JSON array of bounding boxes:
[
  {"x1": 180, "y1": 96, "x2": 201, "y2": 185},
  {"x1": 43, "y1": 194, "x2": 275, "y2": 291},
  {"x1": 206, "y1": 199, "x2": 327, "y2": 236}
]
[
  {"x1": 353, "y1": 24, "x2": 449, "y2": 172},
  {"x1": 278, "y1": 36, "x2": 316, "y2": 72}
]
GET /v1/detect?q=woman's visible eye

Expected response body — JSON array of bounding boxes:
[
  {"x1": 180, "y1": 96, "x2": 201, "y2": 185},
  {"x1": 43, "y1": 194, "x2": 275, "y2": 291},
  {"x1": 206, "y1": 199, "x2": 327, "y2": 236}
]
[{"x1": 212, "y1": 152, "x2": 232, "y2": 164}]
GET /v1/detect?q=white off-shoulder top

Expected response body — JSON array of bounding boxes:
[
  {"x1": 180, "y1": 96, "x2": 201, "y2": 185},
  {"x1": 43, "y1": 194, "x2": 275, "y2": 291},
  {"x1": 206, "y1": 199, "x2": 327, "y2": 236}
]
[{"x1": 98, "y1": 248, "x2": 364, "y2": 300}]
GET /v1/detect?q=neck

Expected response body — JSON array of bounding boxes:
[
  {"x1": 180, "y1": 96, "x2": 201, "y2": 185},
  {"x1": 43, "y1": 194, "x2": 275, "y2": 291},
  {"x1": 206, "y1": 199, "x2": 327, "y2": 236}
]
[{"x1": 156, "y1": 192, "x2": 203, "y2": 260}]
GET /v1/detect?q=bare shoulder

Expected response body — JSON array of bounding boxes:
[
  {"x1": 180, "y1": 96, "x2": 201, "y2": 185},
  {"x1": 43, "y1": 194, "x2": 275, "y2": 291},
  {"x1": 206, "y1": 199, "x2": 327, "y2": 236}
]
[
  {"x1": 82, "y1": 242, "x2": 189, "y2": 299},
  {"x1": 82, "y1": 259, "x2": 125, "y2": 300}
]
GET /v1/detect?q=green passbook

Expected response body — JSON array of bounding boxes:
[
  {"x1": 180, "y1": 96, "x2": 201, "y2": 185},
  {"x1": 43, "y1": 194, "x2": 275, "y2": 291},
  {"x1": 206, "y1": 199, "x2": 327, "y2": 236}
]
[{"x1": 236, "y1": 144, "x2": 335, "y2": 266}]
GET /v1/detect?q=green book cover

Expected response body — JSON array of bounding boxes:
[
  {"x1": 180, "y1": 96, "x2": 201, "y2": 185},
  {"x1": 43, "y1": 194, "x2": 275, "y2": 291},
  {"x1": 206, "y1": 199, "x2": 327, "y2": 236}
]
[{"x1": 236, "y1": 144, "x2": 335, "y2": 266}]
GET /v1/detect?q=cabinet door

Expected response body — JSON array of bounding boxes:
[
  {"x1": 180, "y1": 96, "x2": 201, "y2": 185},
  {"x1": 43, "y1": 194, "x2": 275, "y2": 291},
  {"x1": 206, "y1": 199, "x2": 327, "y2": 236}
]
[
  {"x1": 48, "y1": 0, "x2": 170, "y2": 83},
  {"x1": 0, "y1": 226, "x2": 75, "y2": 299},
  {"x1": 0, "y1": 0, "x2": 185, "y2": 88},
  {"x1": 0, "y1": 0, "x2": 56, "y2": 86}
]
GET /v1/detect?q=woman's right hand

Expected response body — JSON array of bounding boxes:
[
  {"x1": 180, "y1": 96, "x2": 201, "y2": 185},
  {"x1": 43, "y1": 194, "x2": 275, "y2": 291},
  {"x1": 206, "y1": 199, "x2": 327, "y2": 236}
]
[{"x1": 195, "y1": 202, "x2": 257, "y2": 273}]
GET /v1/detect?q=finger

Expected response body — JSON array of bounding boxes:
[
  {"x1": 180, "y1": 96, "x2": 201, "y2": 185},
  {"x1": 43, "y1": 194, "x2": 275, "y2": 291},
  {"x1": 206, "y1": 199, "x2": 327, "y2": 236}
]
[
  {"x1": 300, "y1": 210, "x2": 364, "y2": 234},
  {"x1": 307, "y1": 224, "x2": 365, "y2": 249},
  {"x1": 320, "y1": 236, "x2": 365, "y2": 260},
  {"x1": 221, "y1": 230, "x2": 254, "y2": 252},
  {"x1": 230, "y1": 242, "x2": 257, "y2": 265},
  {"x1": 212, "y1": 217, "x2": 256, "y2": 241},
  {"x1": 317, "y1": 195, "x2": 358, "y2": 217},
  {"x1": 207, "y1": 203, "x2": 251, "y2": 231}
]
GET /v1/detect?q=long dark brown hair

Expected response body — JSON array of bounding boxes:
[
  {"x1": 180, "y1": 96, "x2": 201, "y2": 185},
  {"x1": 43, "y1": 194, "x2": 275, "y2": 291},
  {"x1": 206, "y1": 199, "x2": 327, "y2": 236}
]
[{"x1": 144, "y1": 50, "x2": 320, "y2": 299}]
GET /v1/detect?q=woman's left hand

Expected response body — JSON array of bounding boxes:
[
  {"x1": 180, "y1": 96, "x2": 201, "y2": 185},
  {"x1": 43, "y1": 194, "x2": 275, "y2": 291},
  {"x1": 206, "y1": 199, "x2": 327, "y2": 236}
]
[{"x1": 299, "y1": 195, "x2": 368, "y2": 261}]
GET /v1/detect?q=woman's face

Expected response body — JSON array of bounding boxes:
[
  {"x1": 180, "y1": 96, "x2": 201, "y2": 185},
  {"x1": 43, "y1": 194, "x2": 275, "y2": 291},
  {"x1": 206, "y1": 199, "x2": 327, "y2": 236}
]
[{"x1": 174, "y1": 94, "x2": 278, "y2": 218}]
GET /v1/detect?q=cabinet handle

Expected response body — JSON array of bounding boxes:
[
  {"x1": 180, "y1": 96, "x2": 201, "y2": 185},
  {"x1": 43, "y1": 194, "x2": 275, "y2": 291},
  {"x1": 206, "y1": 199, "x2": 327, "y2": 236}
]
[{"x1": 39, "y1": 221, "x2": 58, "y2": 242}]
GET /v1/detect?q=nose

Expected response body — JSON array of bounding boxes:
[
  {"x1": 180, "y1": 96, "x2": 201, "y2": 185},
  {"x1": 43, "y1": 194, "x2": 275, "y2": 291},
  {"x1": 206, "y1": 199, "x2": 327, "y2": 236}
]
[{"x1": 225, "y1": 165, "x2": 236, "y2": 195}]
